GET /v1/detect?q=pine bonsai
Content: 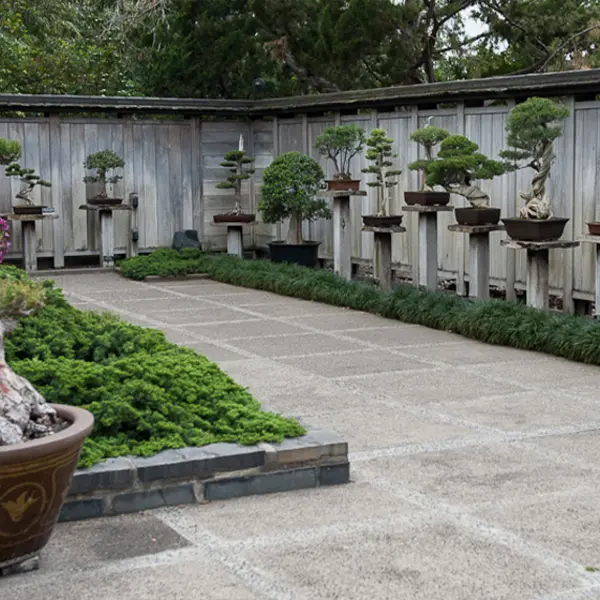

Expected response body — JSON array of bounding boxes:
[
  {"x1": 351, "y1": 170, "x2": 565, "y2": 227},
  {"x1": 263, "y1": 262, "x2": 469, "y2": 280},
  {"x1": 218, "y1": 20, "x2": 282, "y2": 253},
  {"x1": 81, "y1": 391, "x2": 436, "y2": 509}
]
[
  {"x1": 216, "y1": 142, "x2": 255, "y2": 215},
  {"x1": 259, "y1": 152, "x2": 331, "y2": 244},
  {"x1": 0, "y1": 138, "x2": 21, "y2": 166},
  {"x1": 4, "y1": 164, "x2": 51, "y2": 205},
  {"x1": 314, "y1": 124, "x2": 365, "y2": 180},
  {"x1": 426, "y1": 135, "x2": 508, "y2": 207},
  {"x1": 361, "y1": 129, "x2": 402, "y2": 216},
  {"x1": 408, "y1": 125, "x2": 450, "y2": 191},
  {"x1": 83, "y1": 150, "x2": 125, "y2": 199},
  {"x1": 500, "y1": 97, "x2": 570, "y2": 220}
]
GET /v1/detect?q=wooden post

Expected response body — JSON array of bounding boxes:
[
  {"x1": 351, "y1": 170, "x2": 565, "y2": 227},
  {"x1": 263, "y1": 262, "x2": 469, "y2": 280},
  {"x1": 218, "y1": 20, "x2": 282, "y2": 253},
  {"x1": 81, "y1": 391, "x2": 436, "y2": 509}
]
[
  {"x1": 99, "y1": 210, "x2": 114, "y2": 268},
  {"x1": 418, "y1": 212, "x2": 437, "y2": 290},
  {"x1": 527, "y1": 249, "x2": 549, "y2": 310},
  {"x1": 363, "y1": 225, "x2": 406, "y2": 291},
  {"x1": 127, "y1": 192, "x2": 139, "y2": 258},
  {"x1": 469, "y1": 233, "x2": 490, "y2": 300},
  {"x1": 21, "y1": 221, "x2": 37, "y2": 272},
  {"x1": 333, "y1": 195, "x2": 352, "y2": 280},
  {"x1": 455, "y1": 102, "x2": 466, "y2": 296},
  {"x1": 49, "y1": 114, "x2": 64, "y2": 269},
  {"x1": 227, "y1": 225, "x2": 244, "y2": 258},
  {"x1": 596, "y1": 244, "x2": 600, "y2": 319}
]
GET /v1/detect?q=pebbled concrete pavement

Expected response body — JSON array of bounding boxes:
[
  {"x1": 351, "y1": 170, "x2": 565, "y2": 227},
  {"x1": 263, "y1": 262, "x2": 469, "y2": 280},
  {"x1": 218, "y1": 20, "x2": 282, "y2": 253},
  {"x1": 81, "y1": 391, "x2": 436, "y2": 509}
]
[{"x1": 4, "y1": 272, "x2": 600, "y2": 600}]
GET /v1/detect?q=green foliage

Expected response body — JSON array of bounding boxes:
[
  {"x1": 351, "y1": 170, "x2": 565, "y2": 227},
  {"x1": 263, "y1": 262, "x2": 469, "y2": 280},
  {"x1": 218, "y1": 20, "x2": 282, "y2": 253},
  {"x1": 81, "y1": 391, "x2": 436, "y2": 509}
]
[
  {"x1": 259, "y1": 152, "x2": 330, "y2": 243},
  {"x1": 426, "y1": 135, "x2": 508, "y2": 190},
  {"x1": 121, "y1": 250, "x2": 600, "y2": 368},
  {"x1": 408, "y1": 126, "x2": 450, "y2": 190},
  {"x1": 0, "y1": 267, "x2": 60, "y2": 319},
  {"x1": 83, "y1": 150, "x2": 125, "y2": 190},
  {"x1": 119, "y1": 248, "x2": 206, "y2": 281},
  {"x1": 361, "y1": 128, "x2": 402, "y2": 216},
  {"x1": 0, "y1": 139, "x2": 21, "y2": 166},
  {"x1": 6, "y1": 298, "x2": 305, "y2": 468},
  {"x1": 4, "y1": 164, "x2": 50, "y2": 187},
  {"x1": 499, "y1": 98, "x2": 570, "y2": 167},
  {"x1": 314, "y1": 125, "x2": 366, "y2": 179}
]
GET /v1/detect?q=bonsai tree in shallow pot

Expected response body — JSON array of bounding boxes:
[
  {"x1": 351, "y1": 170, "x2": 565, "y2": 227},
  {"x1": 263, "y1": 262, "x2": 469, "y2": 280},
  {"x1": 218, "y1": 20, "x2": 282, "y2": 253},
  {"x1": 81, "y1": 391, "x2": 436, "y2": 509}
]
[
  {"x1": 406, "y1": 125, "x2": 451, "y2": 206},
  {"x1": 426, "y1": 134, "x2": 508, "y2": 226},
  {"x1": 213, "y1": 135, "x2": 256, "y2": 224},
  {"x1": 361, "y1": 128, "x2": 403, "y2": 228},
  {"x1": 83, "y1": 150, "x2": 125, "y2": 206},
  {"x1": 314, "y1": 124, "x2": 365, "y2": 192},
  {"x1": 259, "y1": 151, "x2": 331, "y2": 268},
  {"x1": 500, "y1": 97, "x2": 570, "y2": 241}
]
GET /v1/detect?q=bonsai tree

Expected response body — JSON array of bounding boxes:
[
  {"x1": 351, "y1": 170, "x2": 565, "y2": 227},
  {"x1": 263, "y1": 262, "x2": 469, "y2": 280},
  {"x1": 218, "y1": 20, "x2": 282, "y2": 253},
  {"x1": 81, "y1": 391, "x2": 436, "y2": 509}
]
[
  {"x1": 216, "y1": 140, "x2": 255, "y2": 215},
  {"x1": 408, "y1": 125, "x2": 450, "y2": 190},
  {"x1": 361, "y1": 128, "x2": 402, "y2": 216},
  {"x1": 259, "y1": 152, "x2": 331, "y2": 244},
  {"x1": 4, "y1": 163, "x2": 51, "y2": 205},
  {"x1": 500, "y1": 97, "x2": 570, "y2": 219},
  {"x1": 0, "y1": 138, "x2": 21, "y2": 166},
  {"x1": 83, "y1": 150, "x2": 125, "y2": 199},
  {"x1": 314, "y1": 124, "x2": 365, "y2": 180},
  {"x1": 425, "y1": 135, "x2": 508, "y2": 207}
]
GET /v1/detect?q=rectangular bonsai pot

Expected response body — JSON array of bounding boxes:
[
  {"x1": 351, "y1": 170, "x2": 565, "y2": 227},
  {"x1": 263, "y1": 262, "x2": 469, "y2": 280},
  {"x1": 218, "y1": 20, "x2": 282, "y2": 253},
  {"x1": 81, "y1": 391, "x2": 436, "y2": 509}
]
[
  {"x1": 268, "y1": 241, "x2": 320, "y2": 268},
  {"x1": 404, "y1": 191, "x2": 450, "y2": 206},
  {"x1": 326, "y1": 180, "x2": 361, "y2": 192},
  {"x1": 502, "y1": 217, "x2": 569, "y2": 242},
  {"x1": 13, "y1": 205, "x2": 48, "y2": 215},
  {"x1": 455, "y1": 207, "x2": 501, "y2": 226}
]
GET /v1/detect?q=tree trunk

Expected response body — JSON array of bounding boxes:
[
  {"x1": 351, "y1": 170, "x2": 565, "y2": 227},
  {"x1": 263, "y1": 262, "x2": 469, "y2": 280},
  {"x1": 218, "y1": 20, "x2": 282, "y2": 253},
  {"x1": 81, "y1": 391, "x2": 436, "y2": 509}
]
[
  {"x1": 286, "y1": 212, "x2": 303, "y2": 244},
  {"x1": 446, "y1": 184, "x2": 490, "y2": 208},
  {"x1": 519, "y1": 141, "x2": 554, "y2": 219}
]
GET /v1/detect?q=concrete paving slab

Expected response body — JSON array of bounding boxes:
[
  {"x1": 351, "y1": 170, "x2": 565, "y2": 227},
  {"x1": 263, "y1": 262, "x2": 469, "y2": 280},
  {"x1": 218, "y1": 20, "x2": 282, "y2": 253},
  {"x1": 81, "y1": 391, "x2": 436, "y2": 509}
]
[
  {"x1": 185, "y1": 319, "x2": 304, "y2": 340},
  {"x1": 147, "y1": 306, "x2": 255, "y2": 325},
  {"x1": 243, "y1": 301, "x2": 352, "y2": 317},
  {"x1": 284, "y1": 312, "x2": 405, "y2": 331},
  {"x1": 181, "y1": 341, "x2": 250, "y2": 362},
  {"x1": 342, "y1": 325, "x2": 465, "y2": 347},
  {"x1": 531, "y1": 431, "x2": 600, "y2": 465},
  {"x1": 117, "y1": 296, "x2": 216, "y2": 312}
]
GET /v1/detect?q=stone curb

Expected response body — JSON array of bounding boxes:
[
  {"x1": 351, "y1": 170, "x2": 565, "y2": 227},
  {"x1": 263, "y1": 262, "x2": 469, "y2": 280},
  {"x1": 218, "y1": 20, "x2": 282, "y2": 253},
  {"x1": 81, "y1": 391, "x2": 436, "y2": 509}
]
[{"x1": 60, "y1": 429, "x2": 349, "y2": 521}]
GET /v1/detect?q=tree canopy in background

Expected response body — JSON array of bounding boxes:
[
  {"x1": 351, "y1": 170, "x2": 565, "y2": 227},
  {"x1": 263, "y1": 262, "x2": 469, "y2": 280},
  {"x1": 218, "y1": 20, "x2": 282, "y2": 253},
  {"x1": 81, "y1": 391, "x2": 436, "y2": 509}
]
[{"x1": 0, "y1": 0, "x2": 598, "y2": 98}]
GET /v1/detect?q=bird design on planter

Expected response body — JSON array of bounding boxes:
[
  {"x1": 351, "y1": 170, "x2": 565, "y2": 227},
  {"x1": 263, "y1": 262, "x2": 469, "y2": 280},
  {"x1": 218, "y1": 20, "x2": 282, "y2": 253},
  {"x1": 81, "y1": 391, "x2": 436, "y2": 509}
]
[{"x1": 1, "y1": 491, "x2": 39, "y2": 522}]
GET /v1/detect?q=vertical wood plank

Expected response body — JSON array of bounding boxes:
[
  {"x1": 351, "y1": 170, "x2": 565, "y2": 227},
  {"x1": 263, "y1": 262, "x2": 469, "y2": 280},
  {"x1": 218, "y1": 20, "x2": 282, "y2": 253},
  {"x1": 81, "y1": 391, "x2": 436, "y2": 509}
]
[
  {"x1": 301, "y1": 114, "x2": 311, "y2": 241},
  {"x1": 100, "y1": 210, "x2": 114, "y2": 267},
  {"x1": 272, "y1": 116, "x2": 282, "y2": 242},
  {"x1": 168, "y1": 123, "x2": 184, "y2": 235},
  {"x1": 527, "y1": 249, "x2": 549, "y2": 309},
  {"x1": 505, "y1": 100, "x2": 517, "y2": 301},
  {"x1": 455, "y1": 102, "x2": 466, "y2": 295},
  {"x1": 409, "y1": 107, "x2": 420, "y2": 285},
  {"x1": 123, "y1": 118, "x2": 136, "y2": 255},
  {"x1": 469, "y1": 233, "x2": 490, "y2": 300},
  {"x1": 562, "y1": 96, "x2": 576, "y2": 313},
  {"x1": 190, "y1": 118, "x2": 203, "y2": 243},
  {"x1": 48, "y1": 116, "x2": 64, "y2": 267},
  {"x1": 142, "y1": 123, "x2": 158, "y2": 249},
  {"x1": 22, "y1": 221, "x2": 37, "y2": 272},
  {"x1": 419, "y1": 212, "x2": 438, "y2": 290},
  {"x1": 374, "y1": 231, "x2": 392, "y2": 291},
  {"x1": 333, "y1": 196, "x2": 351, "y2": 279}
]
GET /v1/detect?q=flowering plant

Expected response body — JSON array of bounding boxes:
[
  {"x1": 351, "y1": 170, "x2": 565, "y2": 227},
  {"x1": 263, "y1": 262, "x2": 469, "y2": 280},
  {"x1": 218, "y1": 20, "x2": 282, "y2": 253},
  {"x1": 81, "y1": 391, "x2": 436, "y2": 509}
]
[{"x1": 0, "y1": 218, "x2": 11, "y2": 263}]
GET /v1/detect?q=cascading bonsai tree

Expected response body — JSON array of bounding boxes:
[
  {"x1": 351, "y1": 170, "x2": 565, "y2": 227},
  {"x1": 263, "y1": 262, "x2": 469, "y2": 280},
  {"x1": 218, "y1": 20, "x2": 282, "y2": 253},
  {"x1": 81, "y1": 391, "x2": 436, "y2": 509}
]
[
  {"x1": 361, "y1": 128, "x2": 402, "y2": 218},
  {"x1": 259, "y1": 151, "x2": 331, "y2": 245},
  {"x1": 408, "y1": 125, "x2": 450, "y2": 191},
  {"x1": 426, "y1": 135, "x2": 508, "y2": 208},
  {"x1": 314, "y1": 124, "x2": 365, "y2": 182},
  {"x1": 500, "y1": 97, "x2": 570, "y2": 220},
  {"x1": 215, "y1": 136, "x2": 255, "y2": 217},
  {"x1": 83, "y1": 150, "x2": 124, "y2": 200}
]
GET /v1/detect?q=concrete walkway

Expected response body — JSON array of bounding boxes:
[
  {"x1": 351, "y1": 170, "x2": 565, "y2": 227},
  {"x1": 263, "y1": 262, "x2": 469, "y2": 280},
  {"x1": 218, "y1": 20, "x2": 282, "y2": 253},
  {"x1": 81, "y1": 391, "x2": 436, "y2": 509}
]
[{"x1": 4, "y1": 272, "x2": 600, "y2": 600}]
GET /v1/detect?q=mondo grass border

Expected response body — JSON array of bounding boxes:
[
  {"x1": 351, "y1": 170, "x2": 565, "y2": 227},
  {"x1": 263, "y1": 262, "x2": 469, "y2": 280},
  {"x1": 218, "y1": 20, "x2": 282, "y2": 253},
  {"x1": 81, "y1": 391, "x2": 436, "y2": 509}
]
[{"x1": 120, "y1": 250, "x2": 600, "y2": 366}]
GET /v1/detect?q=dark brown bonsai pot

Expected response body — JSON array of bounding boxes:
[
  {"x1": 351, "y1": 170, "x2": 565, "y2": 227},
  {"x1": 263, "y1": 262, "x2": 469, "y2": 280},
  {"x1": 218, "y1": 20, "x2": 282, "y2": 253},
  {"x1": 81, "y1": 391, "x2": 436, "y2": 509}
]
[
  {"x1": 502, "y1": 217, "x2": 569, "y2": 242},
  {"x1": 86, "y1": 197, "x2": 123, "y2": 207},
  {"x1": 213, "y1": 214, "x2": 256, "y2": 224},
  {"x1": 326, "y1": 180, "x2": 361, "y2": 192},
  {"x1": 404, "y1": 191, "x2": 450, "y2": 206},
  {"x1": 362, "y1": 215, "x2": 404, "y2": 228},
  {"x1": 455, "y1": 207, "x2": 501, "y2": 226},
  {"x1": 268, "y1": 241, "x2": 320, "y2": 268},
  {"x1": 0, "y1": 405, "x2": 94, "y2": 569},
  {"x1": 587, "y1": 222, "x2": 600, "y2": 236},
  {"x1": 12, "y1": 205, "x2": 49, "y2": 216}
]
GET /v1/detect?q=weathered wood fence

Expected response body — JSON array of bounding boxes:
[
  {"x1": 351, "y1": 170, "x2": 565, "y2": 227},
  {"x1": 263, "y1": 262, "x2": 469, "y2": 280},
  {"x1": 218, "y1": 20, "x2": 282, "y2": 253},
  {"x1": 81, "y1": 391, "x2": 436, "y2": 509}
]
[{"x1": 0, "y1": 70, "x2": 599, "y2": 308}]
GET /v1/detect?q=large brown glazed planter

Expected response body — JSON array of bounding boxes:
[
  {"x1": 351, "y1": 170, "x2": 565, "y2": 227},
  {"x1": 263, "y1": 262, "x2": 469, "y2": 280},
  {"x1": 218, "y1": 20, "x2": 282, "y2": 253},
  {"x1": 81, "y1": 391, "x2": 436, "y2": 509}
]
[{"x1": 0, "y1": 405, "x2": 94, "y2": 568}]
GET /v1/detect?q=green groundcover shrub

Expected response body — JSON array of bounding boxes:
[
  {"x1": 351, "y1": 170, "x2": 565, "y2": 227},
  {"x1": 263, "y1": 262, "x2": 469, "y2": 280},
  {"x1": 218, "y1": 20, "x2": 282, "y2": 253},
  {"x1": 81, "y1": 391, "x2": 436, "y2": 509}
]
[
  {"x1": 4, "y1": 281, "x2": 305, "y2": 468},
  {"x1": 120, "y1": 249, "x2": 600, "y2": 366}
]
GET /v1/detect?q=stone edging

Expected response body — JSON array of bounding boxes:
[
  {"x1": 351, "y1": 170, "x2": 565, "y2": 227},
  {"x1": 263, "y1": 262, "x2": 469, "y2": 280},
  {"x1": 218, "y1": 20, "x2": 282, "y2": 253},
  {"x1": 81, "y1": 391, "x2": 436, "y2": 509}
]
[{"x1": 60, "y1": 428, "x2": 349, "y2": 521}]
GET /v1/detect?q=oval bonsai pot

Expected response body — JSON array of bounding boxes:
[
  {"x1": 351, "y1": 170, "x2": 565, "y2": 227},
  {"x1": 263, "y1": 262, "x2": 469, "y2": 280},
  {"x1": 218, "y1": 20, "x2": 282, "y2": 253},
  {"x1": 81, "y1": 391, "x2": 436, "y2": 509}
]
[
  {"x1": 502, "y1": 217, "x2": 569, "y2": 242},
  {"x1": 13, "y1": 205, "x2": 49, "y2": 216},
  {"x1": 455, "y1": 207, "x2": 501, "y2": 226},
  {"x1": 268, "y1": 241, "x2": 320, "y2": 268},
  {"x1": 213, "y1": 213, "x2": 256, "y2": 224},
  {"x1": 362, "y1": 215, "x2": 404, "y2": 228},
  {"x1": 86, "y1": 197, "x2": 123, "y2": 207},
  {"x1": 587, "y1": 222, "x2": 600, "y2": 236},
  {"x1": 404, "y1": 191, "x2": 450, "y2": 206},
  {"x1": 0, "y1": 405, "x2": 94, "y2": 569},
  {"x1": 326, "y1": 180, "x2": 361, "y2": 192}
]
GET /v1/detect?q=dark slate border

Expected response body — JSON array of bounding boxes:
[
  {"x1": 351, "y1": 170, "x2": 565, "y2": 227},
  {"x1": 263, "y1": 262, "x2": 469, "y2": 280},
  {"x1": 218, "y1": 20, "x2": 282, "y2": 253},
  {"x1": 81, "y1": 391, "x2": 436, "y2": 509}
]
[{"x1": 60, "y1": 429, "x2": 349, "y2": 521}]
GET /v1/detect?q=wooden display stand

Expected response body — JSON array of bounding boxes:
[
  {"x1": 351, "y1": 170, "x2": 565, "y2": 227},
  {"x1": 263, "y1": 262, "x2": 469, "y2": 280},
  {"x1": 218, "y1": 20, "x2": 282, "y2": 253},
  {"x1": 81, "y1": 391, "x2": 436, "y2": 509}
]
[
  {"x1": 324, "y1": 190, "x2": 367, "y2": 280},
  {"x1": 578, "y1": 235, "x2": 600, "y2": 318},
  {"x1": 213, "y1": 222, "x2": 256, "y2": 258},
  {"x1": 403, "y1": 205, "x2": 454, "y2": 291},
  {"x1": 362, "y1": 225, "x2": 406, "y2": 291},
  {"x1": 1, "y1": 212, "x2": 59, "y2": 273},
  {"x1": 448, "y1": 224, "x2": 505, "y2": 300},
  {"x1": 79, "y1": 204, "x2": 132, "y2": 268},
  {"x1": 500, "y1": 239, "x2": 580, "y2": 310}
]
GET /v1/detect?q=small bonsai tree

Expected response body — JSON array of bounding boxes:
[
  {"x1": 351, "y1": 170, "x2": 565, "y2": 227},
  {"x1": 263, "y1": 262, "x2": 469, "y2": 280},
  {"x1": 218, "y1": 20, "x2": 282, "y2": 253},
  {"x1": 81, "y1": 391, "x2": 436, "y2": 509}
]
[
  {"x1": 425, "y1": 135, "x2": 508, "y2": 207},
  {"x1": 83, "y1": 150, "x2": 125, "y2": 199},
  {"x1": 408, "y1": 125, "x2": 450, "y2": 191},
  {"x1": 0, "y1": 138, "x2": 21, "y2": 166},
  {"x1": 314, "y1": 124, "x2": 365, "y2": 180},
  {"x1": 216, "y1": 146, "x2": 255, "y2": 215},
  {"x1": 4, "y1": 164, "x2": 51, "y2": 205},
  {"x1": 500, "y1": 97, "x2": 570, "y2": 219},
  {"x1": 259, "y1": 152, "x2": 331, "y2": 244},
  {"x1": 361, "y1": 129, "x2": 402, "y2": 216}
]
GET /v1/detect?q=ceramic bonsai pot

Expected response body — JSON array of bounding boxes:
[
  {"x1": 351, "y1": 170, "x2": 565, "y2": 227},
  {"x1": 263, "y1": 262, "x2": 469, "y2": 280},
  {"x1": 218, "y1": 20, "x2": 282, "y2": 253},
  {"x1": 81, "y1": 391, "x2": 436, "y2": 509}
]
[
  {"x1": 86, "y1": 197, "x2": 123, "y2": 207},
  {"x1": 213, "y1": 214, "x2": 256, "y2": 224},
  {"x1": 268, "y1": 241, "x2": 320, "y2": 268},
  {"x1": 587, "y1": 222, "x2": 600, "y2": 236},
  {"x1": 502, "y1": 217, "x2": 569, "y2": 242},
  {"x1": 325, "y1": 180, "x2": 361, "y2": 192},
  {"x1": 0, "y1": 405, "x2": 94, "y2": 569},
  {"x1": 12, "y1": 206, "x2": 49, "y2": 216},
  {"x1": 404, "y1": 191, "x2": 450, "y2": 206},
  {"x1": 455, "y1": 207, "x2": 501, "y2": 226},
  {"x1": 362, "y1": 215, "x2": 404, "y2": 228}
]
